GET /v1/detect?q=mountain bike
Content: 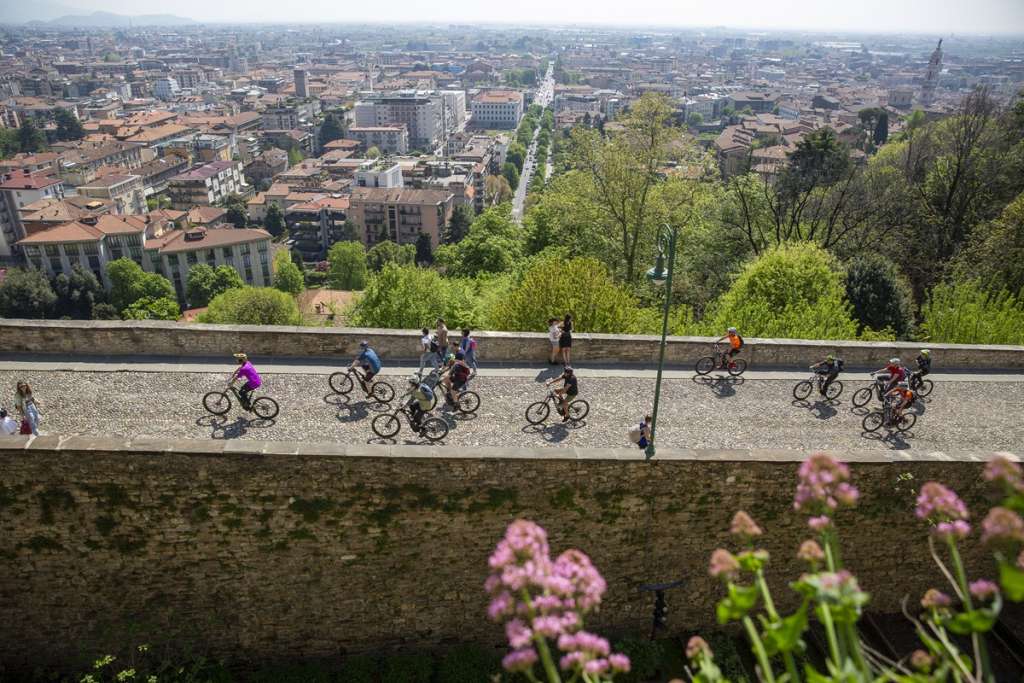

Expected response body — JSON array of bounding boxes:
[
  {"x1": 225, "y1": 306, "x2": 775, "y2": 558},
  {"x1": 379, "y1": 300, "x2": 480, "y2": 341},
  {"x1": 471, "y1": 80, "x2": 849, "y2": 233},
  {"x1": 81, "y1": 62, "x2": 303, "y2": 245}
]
[
  {"x1": 441, "y1": 382, "x2": 481, "y2": 414},
  {"x1": 525, "y1": 389, "x2": 589, "y2": 425},
  {"x1": 695, "y1": 343, "x2": 747, "y2": 376},
  {"x1": 852, "y1": 373, "x2": 890, "y2": 408},
  {"x1": 793, "y1": 371, "x2": 843, "y2": 401},
  {"x1": 909, "y1": 371, "x2": 934, "y2": 397},
  {"x1": 371, "y1": 402, "x2": 449, "y2": 442},
  {"x1": 328, "y1": 367, "x2": 395, "y2": 403},
  {"x1": 203, "y1": 383, "x2": 279, "y2": 420},
  {"x1": 862, "y1": 395, "x2": 916, "y2": 433}
]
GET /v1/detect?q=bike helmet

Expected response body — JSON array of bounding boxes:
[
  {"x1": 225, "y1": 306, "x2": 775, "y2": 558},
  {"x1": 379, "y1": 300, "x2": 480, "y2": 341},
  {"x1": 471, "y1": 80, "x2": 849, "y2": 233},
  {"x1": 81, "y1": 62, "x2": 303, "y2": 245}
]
[
  {"x1": 233, "y1": 353, "x2": 248, "y2": 361},
  {"x1": 889, "y1": 357, "x2": 900, "y2": 365},
  {"x1": 727, "y1": 327, "x2": 737, "y2": 333},
  {"x1": 359, "y1": 340, "x2": 369, "y2": 348},
  {"x1": 407, "y1": 375, "x2": 419, "y2": 385},
  {"x1": 920, "y1": 349, "x2": 931, "y2": 356},
  {"x1": 455, "y1": 351, "x2": 465, "y2": 360},
  {"x1": 564, "y1": 366, "x2": 574, "y2": 375},
  {"x1": 826, "y1": 354, "x2": 835, "y2": 361}
]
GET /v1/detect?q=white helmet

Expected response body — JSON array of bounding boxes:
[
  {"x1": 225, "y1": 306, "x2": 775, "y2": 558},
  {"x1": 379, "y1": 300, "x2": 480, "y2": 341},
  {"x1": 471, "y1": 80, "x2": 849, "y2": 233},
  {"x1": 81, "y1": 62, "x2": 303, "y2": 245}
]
[
  {"x1": 889, "y1": 357, "x2": 900, "y2": 365},
  {"x1": 407, "y1": 375, "x2": 419, "y2": 385},
  {"x1": 727, "y1": 327, "x2": 737, "y2": 333}
]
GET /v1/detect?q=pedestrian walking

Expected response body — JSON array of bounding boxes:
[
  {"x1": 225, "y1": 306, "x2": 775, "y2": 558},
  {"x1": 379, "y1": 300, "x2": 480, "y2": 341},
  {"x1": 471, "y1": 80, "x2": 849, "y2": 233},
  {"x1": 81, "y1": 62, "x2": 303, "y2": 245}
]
[
  {"x1": 547, "y1": 318, "x2": 561, "y2": 365},
  {"x1": 460, "y1": 328, "x2": 479, "y2": 372},
  {"x1": 14, "y1": 381, "x2": 41, "y2": 436},
  {"x1": 418, "y1": 327, "x2": 440, "y2": 374},
  {"x1": 0, "y1": 408, "x2": 18, "y2": 435},
  {"x1": 629, "y1": 415, "x2": 652, "y2": 450},
  {"x1": 435, "y1": 318, "x2": 449, "y2": 351},
  {"x1": 559, "y1": 314, "x2": 574, "y2": 367}
]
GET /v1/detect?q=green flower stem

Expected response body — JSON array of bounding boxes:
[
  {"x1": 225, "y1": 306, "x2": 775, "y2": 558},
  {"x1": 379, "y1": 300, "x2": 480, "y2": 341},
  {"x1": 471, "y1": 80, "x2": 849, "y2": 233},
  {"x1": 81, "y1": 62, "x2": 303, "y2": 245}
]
[
  {"x1": 841, "y1": 620, "x2": 870, "y2": 678},
  {"x1": 743, "y1": 615, "x2": 777, "y2": 683},
  {"x1": 818, "y1": 602, "x2": 842, "y2": 669},
  {"x1": 755, "y1": 571, "x2": 801, "y2": 683},
  {"x1": 521, "y1": 589, "x2": 563, "y2": 683},
  {"x1": 946, "y1": 539, "x2": 994, "y2": 683}
]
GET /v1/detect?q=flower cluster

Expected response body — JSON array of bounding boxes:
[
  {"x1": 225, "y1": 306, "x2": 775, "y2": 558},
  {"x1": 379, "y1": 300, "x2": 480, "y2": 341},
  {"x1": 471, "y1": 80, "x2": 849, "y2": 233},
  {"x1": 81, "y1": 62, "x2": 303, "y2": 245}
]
[
  {"x1": 983, "y1": 455, "x2": 1023, "y2": 492},
  {"x1": 916, "y1": 482, "x2": 971, "y2": 540},
  {"x1": 486, "y1": 520, "x2": 629, "y2": 679},
  {"x1": 980, "y1": 506, "x2": 1024, "y2": 545},
  {"x1": 730, "y1": 511, "x2": 763, "y2": 539},
  {"x1": 708, "y1": 548, "x2": 739, "y2": 580},
  {"x1": 968, "y1": 579, "x2": 999, "y2": 602},
  {"x1": 794, "y1": 453, "x2": 859, "y2": 531},
  {"x1": 920, "y1": 588, "x2": 952, "y2": 610}
]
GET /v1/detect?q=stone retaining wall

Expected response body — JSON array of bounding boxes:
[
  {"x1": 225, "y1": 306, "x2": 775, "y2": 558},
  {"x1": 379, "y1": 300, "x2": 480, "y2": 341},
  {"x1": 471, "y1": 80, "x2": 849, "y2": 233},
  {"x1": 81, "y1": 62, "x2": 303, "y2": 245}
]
[
  {"x1": 0, "y1": 437, "x2": 1008, "y2": 670},
  {"x1": 1, "y1": 319, "x2": 1023, "y2": 368}
]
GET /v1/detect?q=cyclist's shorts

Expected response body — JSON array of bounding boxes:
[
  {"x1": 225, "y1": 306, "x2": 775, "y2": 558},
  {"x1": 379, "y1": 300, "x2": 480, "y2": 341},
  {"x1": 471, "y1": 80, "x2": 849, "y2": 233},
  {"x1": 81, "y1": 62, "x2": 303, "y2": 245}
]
[
  {"x1": 361, "y1": 365, "x2": 376, "y2": 381},
  {"x1": 566, "y1": 389, "x2": 579, "y2": 398},
  {"x1": 452, "y1": 378, "x2": 467, "y2": 391},
  {"x1": 727, "y1": 348, "x2": 740, "y2": 357},
  {"x1": 242, "y1": 381, "x2": 260, "y2": 392}
]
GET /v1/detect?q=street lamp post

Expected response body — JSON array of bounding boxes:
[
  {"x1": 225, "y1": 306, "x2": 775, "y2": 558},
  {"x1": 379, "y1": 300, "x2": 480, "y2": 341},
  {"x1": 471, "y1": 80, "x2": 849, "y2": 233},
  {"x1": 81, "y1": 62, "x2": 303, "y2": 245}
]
[{"x1": 644, "y1": 223, "x2": 679, "y2": 460}]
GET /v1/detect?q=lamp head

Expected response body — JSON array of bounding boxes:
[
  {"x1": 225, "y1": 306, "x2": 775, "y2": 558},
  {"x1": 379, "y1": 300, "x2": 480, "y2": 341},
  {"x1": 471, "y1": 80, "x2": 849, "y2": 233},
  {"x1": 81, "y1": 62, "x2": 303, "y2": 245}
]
[{"x1": 646, "y1": 254, "x2": 667, "y2": 285}]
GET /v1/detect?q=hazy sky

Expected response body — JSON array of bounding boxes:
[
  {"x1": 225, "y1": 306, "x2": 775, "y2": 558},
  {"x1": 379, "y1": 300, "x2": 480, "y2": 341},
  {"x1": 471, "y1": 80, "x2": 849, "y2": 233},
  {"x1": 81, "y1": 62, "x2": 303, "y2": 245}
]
[{"x1": 53, "y1": 0, "x2": 1024, "y2": 34}]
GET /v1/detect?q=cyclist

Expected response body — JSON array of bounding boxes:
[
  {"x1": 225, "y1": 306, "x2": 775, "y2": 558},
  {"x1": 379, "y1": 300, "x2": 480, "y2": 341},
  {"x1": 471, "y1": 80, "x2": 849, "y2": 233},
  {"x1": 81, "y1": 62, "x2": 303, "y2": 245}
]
[
  {"x1": 443, "y1": 351, "x2": 472, "y2": 406},
  {"x1": 715, "y1": 327, "x2": 744, "y2": 368},
  {"x1": 873, "y1": 357, "x2": 907, "y2": 393},
  {"x1": 810, "y1": 354, "x2": 843, "y2": 396},
  {"x1": 885, "y1": 381, "x2": 916, "y2": 422},
  {"x1": 350, "y1": 341, "x2": 382, "y2": 396},
  {"x1": 913, "y1": 349, "x2": 932, "y2": 383},
  {"x1": 545, "y1": 366, "x2": 578, "y2": 422},
  {"x1": 404, "y1": 375, "x2": 434, "y2": 433},
  {"x1": 230, "y1": 353, "x2": 261, "y2": 411}
]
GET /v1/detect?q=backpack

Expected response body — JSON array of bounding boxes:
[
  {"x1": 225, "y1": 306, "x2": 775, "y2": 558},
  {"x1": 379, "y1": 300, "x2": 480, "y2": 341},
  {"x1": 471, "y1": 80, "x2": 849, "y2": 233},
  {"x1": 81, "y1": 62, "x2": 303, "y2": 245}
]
[
  {"x1": 429, "y1": 337, "x2": 439, "y2": 353},
  {"x1": 419, "y1": 383, "x2": 434, "y2": 401},
  {"x1": 836, "y1": 358, "x2": 844, "y2": 371},
  {"x1": 453, "y1": 363, "x2": 470, "y2": 381},
  {"x1": 628, "y1": 425, "x2": 642, "y2": 443},
  {"x1": 735, "y1": 334, "x2": 744, "y2": 349}
]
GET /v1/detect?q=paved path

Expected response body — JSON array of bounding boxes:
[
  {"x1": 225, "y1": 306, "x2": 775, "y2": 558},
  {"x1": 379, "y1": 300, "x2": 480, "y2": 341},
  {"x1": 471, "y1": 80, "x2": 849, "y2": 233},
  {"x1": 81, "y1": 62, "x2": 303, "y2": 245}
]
[{"x1": 1, "y1": 355, "x2": 1022, "y2": 453}]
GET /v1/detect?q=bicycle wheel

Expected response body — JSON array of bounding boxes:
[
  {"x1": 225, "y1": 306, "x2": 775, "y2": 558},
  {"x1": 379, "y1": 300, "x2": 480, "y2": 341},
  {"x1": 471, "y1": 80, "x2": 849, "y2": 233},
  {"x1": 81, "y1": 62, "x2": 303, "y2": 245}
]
[
  {"x1": 793, "y1": 381, "x2": 813, "y2": 401},
  {"x1": 695, "y1": 356, "x2": 715, "y2": 375},
  {"x1": 421, "y1": 417, "x2": 449, "y2": 442},
  {"x1": 203, "y1": 391, "x2": 231, "y2": 415},
  {"x1": 568, "y1": 399, "x2": 590, "y2": 422},
  {"x1": 825, "y1": 380, "x2": 844, "y2": 401},
  {"x1": 727, "y1": 359, "x2": 747, "y2": 376},
  {"x1": 251, "y1": 397, "x2": 279, "y2": 420},
  {"x1": 372, "y1": 414, "x2": 401, "y2": 439},
  {"x1": 897, "y1": 412, "x2": 917, "y2": 432},
  {"x1": 457, "y1": 391, "x2": 481, "y2": 414},
  {"x1": 371, "y1": 381, "x2": 395, "y2": 403},
  {"x1": 862, "y1": 412, "x2": 884, "y2": 432},
  {"x1": 329, "y1": 371, "x2": 354, "y2": 395},
  {"x1": 917, "y1": 379, "x2": 934, "y2": 397},
  {"x1": 526, "y1": 401, "x2": 550, "y2": 425},
  {"x1": 852, "y1": 387, "x2": 873, "y2": 408}
]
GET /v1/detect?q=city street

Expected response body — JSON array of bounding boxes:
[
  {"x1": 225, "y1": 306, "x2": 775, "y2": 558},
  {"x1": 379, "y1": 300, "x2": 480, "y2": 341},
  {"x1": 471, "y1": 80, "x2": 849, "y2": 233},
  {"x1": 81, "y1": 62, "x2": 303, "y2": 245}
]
[{"x1": 512, "y1": 64, "x2": 554, "y2": 222}]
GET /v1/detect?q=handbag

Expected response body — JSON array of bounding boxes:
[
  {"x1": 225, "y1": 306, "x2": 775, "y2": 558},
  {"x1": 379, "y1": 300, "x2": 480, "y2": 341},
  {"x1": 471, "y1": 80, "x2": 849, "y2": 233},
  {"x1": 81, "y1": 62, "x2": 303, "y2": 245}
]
[
  {"x1": 19, "y1": 418, "x2": 32, "y2": 435},
  {"x1": 628, "y1": 425, "x2": 642, "y2": 443}
]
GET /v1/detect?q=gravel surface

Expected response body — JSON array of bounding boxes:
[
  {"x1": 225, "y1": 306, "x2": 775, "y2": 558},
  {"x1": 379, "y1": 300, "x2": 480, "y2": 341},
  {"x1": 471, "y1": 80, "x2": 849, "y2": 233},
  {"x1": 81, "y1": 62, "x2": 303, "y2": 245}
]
[{"x1": 2, "y1": 368, "x2": 1022, "y2": 453}]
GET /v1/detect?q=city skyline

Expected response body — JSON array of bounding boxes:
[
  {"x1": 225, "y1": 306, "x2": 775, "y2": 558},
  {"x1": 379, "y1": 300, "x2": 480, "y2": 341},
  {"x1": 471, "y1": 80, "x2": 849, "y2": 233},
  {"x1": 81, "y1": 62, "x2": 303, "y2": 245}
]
[{"x1": 18, "y1": 0, "x2": 1024, "y2": 35}]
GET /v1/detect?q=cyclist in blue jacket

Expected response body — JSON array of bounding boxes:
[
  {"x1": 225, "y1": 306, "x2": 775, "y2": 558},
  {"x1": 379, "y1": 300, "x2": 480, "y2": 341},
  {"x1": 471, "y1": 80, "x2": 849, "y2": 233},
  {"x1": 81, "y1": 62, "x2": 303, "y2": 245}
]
[{"x1": 351, "y1": 341, "x2": 382, "y2": 397}]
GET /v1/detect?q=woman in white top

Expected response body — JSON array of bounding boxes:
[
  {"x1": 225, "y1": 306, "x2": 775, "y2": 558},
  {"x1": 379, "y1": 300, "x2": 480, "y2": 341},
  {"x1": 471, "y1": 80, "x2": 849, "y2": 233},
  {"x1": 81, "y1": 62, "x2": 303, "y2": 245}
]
[
  {"x1": 547, "y1": 318, "x2": 561, "y2": 365},
  {"x1": 15, "y1": 381, "x2": 40, "y2": 436}
]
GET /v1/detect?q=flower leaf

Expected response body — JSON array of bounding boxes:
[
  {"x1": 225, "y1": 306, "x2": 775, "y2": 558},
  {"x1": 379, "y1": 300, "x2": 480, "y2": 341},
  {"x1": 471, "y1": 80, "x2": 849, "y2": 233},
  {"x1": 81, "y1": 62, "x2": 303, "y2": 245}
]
[
  {"x1": 761, "y1": 601, "x2": 809, "y2": 655},
  {"x1": 998, "y1": 559, "x2": 1024, "y2": 601},
  {"x1": 715, "y1": 583, "x2": 759, "y2": 624}
]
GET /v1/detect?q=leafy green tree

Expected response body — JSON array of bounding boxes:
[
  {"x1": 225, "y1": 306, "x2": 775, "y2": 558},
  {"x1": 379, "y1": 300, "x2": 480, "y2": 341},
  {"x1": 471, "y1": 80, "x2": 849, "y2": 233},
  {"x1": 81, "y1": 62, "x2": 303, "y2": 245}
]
[
  {"x1": 415, "y1": 232, "x2": 433, "y2": 265},
  {"x1": 873, "y1": 112, "x2": 889, "y2": 146},
  {"x1": 53, "y1": 108, "x2": 85, "y2": 141},
  {"x1": 146, "y1": 195, "x2": 170, "y2": 211},
  {"x1": 489, "y1": 255, "x2": 662, "y2": 333},
  {"x1": 921, "y1": 281, "x2": 1024, "y2": 345},
  {"x1": 223, "y1": 194, "x2": 248, "y2": 228},
  {"x1": 288, "y1": 147, "x2": 304, "y2": 166},
  {"x1": 844, "y1": 254, "x2": 915, "y2": 339},
  {"x1": 91, "y1": 303, "x2": 120, "y2": 320},
  {"x1": 18, "y1": 118, "x2": 46, "y2": 153},
  {"x1": 350, "y1": 263, "x2": 478, "y2": 329},
  {"x1": 185, "y1": 264, "x2": 244, "y2": 308},
  {"x1": 506, "y1": 143, "x2": 527, "y2": 172},
  {"x1": 444, "y1": 205, "x2": 474, "y2": 243},
  {"x1": 366, "y1": 240, "x2": 415, "y2": 272},
  {"x1": 327, "y1": 240, "x2": 368, "y2": 290},
  {"x1": 501, "y1": 162, "x2": 520, "y2": 190},
  {"x1": 484, "y1": 175, "x2": 513, "y2": 205},
  {"x1": 122, "y1": 296, "x2": 180, "y2": 321},
  {"x1": 445, "y1": 206, "x2": 523, "y2": 277},
  {"x1": 366, "y1": 146, "x2": 381, "y2": 159},
  {"x1": 687, "y1": 112, "x2": 704, "y2": 128},
  {"x1": 264, "y1": 203, "x2": 285, "y2": 237},
  {"x1": 701, "y1": 242, "x2": 859, "y2": 340},
  {"x1": 106, "y1": 258, "x2": 175, "y2": 312},
  {"x1": 0, "y1": 127, "x2": 20, "y2": 158},
  {"x1": 53, "y1": 265, "x2": 103, "y2": 319},
  {"x1": 272, "y1": 251, "x2": 304, "y2": 295},
  {"x1": 319, "y1": 113, "x2": 345, "y2": 147},
  {"x1": 0, "y1": 268, "x2": 56, "y2": 318},
  {"x1": 198, "y1": 287, "x2": 302, "y2": 325},
  {"x1": 950, "y1": 192, "x2": 1024, "y2": 294}
]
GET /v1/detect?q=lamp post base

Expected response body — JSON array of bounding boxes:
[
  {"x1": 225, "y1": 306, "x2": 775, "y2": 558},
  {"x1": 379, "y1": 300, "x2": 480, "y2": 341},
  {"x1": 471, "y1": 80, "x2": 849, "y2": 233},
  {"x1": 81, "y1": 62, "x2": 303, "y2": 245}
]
[{"x1": 644, "y1": 443, "x2": 656, "y2": 459}]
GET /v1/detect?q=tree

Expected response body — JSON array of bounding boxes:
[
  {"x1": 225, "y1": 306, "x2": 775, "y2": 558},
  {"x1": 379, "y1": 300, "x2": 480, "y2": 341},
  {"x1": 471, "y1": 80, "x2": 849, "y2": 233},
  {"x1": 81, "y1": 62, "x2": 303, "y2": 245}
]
[
  {"x1": 91, "y1": 303, "x2": 120, "y2": 320},
  {"x1": 185, "y1": 264, "x2": 243, "y2": 307},
  {"x1": 0, "y1": 268, "x2": 56, "y2": 318},
  {"x1": 484, "y1": 175, "x2": 513, "y2": 205},
  {"x1": 53, "y1": 265, "x2": 103, "y2": 319},
  {"x1": 701, "y1": 242, "x2": 859, "y2": 340},
  {"x1": 687, "y1": 112, "x2": 704, "y2": 128},
  {"x1": 122, "y1": 296, "x2": 180, "y2": 321},
  {"x1": 327, "y1": 240, "x2": 368, "y2": 290},
  {"x1": 319, "y1": 113, "x2": 345, "y2": 147},
  {"x1": 921, "y1": 282, "x2": 1024, "y2": 345},
  {"x1": 844, "y1": 255, "x2": 915, "y2": 339},
  {"x1": 350, "y1": 263, "x2": 478, "y2": 329},
  {"x1": 273, "y1": 250, "x2": 305, "y2": 295},
  {"x1": 444, "y1": 205, "x2": 474, "y2": 243},
  {"x1": 501, "y1": 162, "x2": 520, "y2": 191},
  {"x1": 950, "y1": 192, "x2": 1024, "y2": 294},
  {"x1": 873, "y1": 112, "x2": 889, "y2": 146},
  {"x1": 223, "y1": 194, "x2": 248, "y2": 228},
  {"x1": 52, "y1": 108, "x2": 84, "y2": 142},
  {"x1": 146, "y1": 195, "x2": 170, "y2": 211},
  {"x1": 0, "y1": 128, "x2": 19, "y2": 159},
  {"x1": 415, "y1": 232, "x2": 434, "y2": 265},
  {"x1": 106, "y1": 258, "x2": 175, "y2": 312},
  {"x1": 366, "y1": 146, "x2": 381, "y2": 159},
  {"x1": 445, "y1": 206, "x2": 523, "y2": 277},
  {"x1": 288, "y1": 147, "x2": 304, "y2": 166},
  {"x1": 265, "y1": 203, "x2": 285, "y2": 237},
  {"x1": 506, "y1": 143, "x2": 527, "y2": 173},
  {"x1": 366, "y1": 240, "x2": 415, "y2": 272},
  {"x1": 199, "y1": 287, "x2": 302, "y2": 325},
  {"x1": 489, "y1": 255, "x2": 659, "y2": 333},
  {"x1": 17, "y1": 119, "x2": 46, "y2": 154}
]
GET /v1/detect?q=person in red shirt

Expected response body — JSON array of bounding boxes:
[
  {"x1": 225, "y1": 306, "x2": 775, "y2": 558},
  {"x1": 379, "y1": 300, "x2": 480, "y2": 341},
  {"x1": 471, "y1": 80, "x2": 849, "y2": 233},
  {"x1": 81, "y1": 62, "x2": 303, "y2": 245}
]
[
  {"x1": 715, "y1": 327, "x2": 744, "y2": 367},
  {"x1": 874, "y1": 357, "x2": 907, "y2": 393},
  {"x1": 885, "y1": 382, "x2": 915, "y2": 421}
]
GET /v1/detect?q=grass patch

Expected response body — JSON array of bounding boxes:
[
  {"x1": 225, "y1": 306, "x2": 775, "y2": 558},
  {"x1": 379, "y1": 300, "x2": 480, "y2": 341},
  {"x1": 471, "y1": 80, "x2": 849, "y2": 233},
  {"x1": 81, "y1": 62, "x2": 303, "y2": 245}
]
[
  {"x1": 288, "y1": 497, "x2": 334, "y2": 523},
  {"x1": 37, "y1": 487, "x2": 76, "y2": 524}
]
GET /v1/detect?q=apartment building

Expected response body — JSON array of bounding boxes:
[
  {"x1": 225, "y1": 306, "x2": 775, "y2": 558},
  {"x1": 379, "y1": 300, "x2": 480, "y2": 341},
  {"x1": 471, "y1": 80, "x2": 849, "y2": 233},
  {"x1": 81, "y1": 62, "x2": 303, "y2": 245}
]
[
  {"x1": 353, "y1": 91, "x2": 443, "y2": 150},
  {"x1": 0, "y1": 170, "x2": 66, "y2": 258},
  {"x1": 152, "y1": 227, "x2": 274, "y2": 299},
  {"x1": 167, "y1": 161, "x2": 246, "y2": 210},
  {"x1": 57, "y1": 142, "x2": 144, "y2": 186},
  {"x1": 153, "y1": 77, "x2": 180, "y2": 100},
  {"x1": 347, "y1": 125, "x2": 410, "y2": 155},
  {"x1": 354, "y1": 161, "x2": 404, "y2": 189},
  {"x1": 348, "y1": 187, "x2": 454, "y2": 248},
  {"x1": 470, "y1": 90, "x2": 524, "y2": 129},
  {"x1": 77, "y1": 174, "x2": 146, "y2": 215},
  {"x1": 285, "y1": 195, "x2": 349, "y2": 261}
]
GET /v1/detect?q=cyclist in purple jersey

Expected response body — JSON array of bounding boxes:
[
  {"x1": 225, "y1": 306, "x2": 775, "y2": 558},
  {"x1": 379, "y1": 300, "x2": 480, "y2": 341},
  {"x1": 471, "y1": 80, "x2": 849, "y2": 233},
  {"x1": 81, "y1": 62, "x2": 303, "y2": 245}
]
[{"x1": 231, "y1": 353, "x2": 262, "y2": 410}]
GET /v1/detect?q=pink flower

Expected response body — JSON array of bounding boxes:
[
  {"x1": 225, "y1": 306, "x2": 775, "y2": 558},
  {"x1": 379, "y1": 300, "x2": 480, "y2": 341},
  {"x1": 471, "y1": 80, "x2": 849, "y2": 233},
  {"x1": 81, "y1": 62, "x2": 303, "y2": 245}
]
[
  {"x1": 608, "y1": 653, "x2": 631, "y2": 673},
  {"x1": 488, "y1": 592, "x2": 513, "y2": 621},
  {"x1": 531, "y1": 615, "x2": 563, "y2": 639},
  {"x1": 969, "y1": 579, "x2": 998, "y2": 602},
  {"x1": 506, "y1": 619, "x2": 532, "y2": 649},
  {"x1": 797, "y1": 540, "x2": 825, "y2": 563},
  {"x1": 551, "y1": 549, "x2": 607, "y2": 612},
  {"x1": 981, "y1": 507, "x2": 1024, "y2": 545},
  {"x1": 818, "y1": 570, "x2": 855, "y2": 592},
  {"x1": 686, "y1": 636, "x2": 711, "y2": 660},
  {"x1": 835, "y1": 482, "x2": 860, "y2": 506},
  {"x1": 921, "y1": 589, "x2": 952, "y2": 609},
  {"x1": 911, "y1": 650, "x2": 933, "y2": 672},
  {"x1": 794, "y1": 453, "x2": 854, "y2": 512},
  {"x1": 502, "y1": 648, "x2": 538, "y2": 673},
  {"x1": 916, "y1": 482, "x2": 969, "y2": 522},
  {"x1": 934, "y1": 519, "x2": 971, "y2": 541},
  {"x1": 559, "y1": 651, "x2": 586, "y2": 671},
  {"x1": 709, "y1": 548, "x2": 739, "y2": 580},
  {"x1": 984, "y1": 455, "x2": 1023, "y2": 491},
  {"x1": 584, "y1": 659, "x2": 610, "y2": 675},
  {"x1": 808, "y1": 515, "x2": 832, "y2": 532},
  {"x1": 730, "y1": 511, "x2": 763, "y2": 538}
]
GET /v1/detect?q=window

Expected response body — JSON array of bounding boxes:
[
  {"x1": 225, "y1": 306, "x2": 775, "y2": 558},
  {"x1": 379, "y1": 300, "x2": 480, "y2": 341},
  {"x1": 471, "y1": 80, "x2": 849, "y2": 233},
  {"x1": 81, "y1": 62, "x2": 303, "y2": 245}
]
[
  {"x1": 262, "y1": 264, "x2": 270, "y2": 281},
  {"x1": 168, "y1": 254, "x2": 179, "y2": 267},
  {"x1": 222, "y1": 247, "x2": 233, "y2": 259},
  {"x1": 88, "y1": 256, "x2": 100, "y2": 271},
  {"x1": 244, "y1": 267, "x2": 253, "y2": 282},
  {"x1": 243, "y1": 254, "x2": 251, "y2": 268},
  {"x1": 187, "y1": 252, "x2": 198, "y2": 265},
  {"x1": 239, "y1": 243, "x2": 251, "y2": 255}
]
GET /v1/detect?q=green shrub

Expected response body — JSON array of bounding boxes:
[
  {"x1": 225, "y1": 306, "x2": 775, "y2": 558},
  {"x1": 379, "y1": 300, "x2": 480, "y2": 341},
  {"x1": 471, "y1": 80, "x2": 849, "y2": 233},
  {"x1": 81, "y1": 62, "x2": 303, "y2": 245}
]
[
  {"x1": 305, "y1": 270, "x2": 329, "y2": 287},
  {"x1": 198, "y1": 287, "x2": 302, "y2": 326},
  {"x1": 705, "y1": 632, "x2": 751, "y2": 682},
  {"x1": 920, "y1": 281, "x2": 1024, "y2": 345},
  {"x1": 380, "y1": 652, "x2": 433, "y2": 683},
  {"x1": 611, "y1": 637, "x2": 663, "y2": 683},
  {"x1": 434, "y1": 644, "x2": 502, "y2": 683},
  {"x1": 844, "y1": 254, "x2": 915, "y2": 339},
  {"x1": 350, "y1": 264, "x2": 480, "y2": 329}
]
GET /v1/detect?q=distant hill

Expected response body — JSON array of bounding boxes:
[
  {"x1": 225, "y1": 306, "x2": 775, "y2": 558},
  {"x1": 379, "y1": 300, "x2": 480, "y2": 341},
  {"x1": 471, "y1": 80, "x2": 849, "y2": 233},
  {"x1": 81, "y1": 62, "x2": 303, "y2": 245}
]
[{"x1": 25, "y1": 11, "x2": 196, "y2": 27}]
